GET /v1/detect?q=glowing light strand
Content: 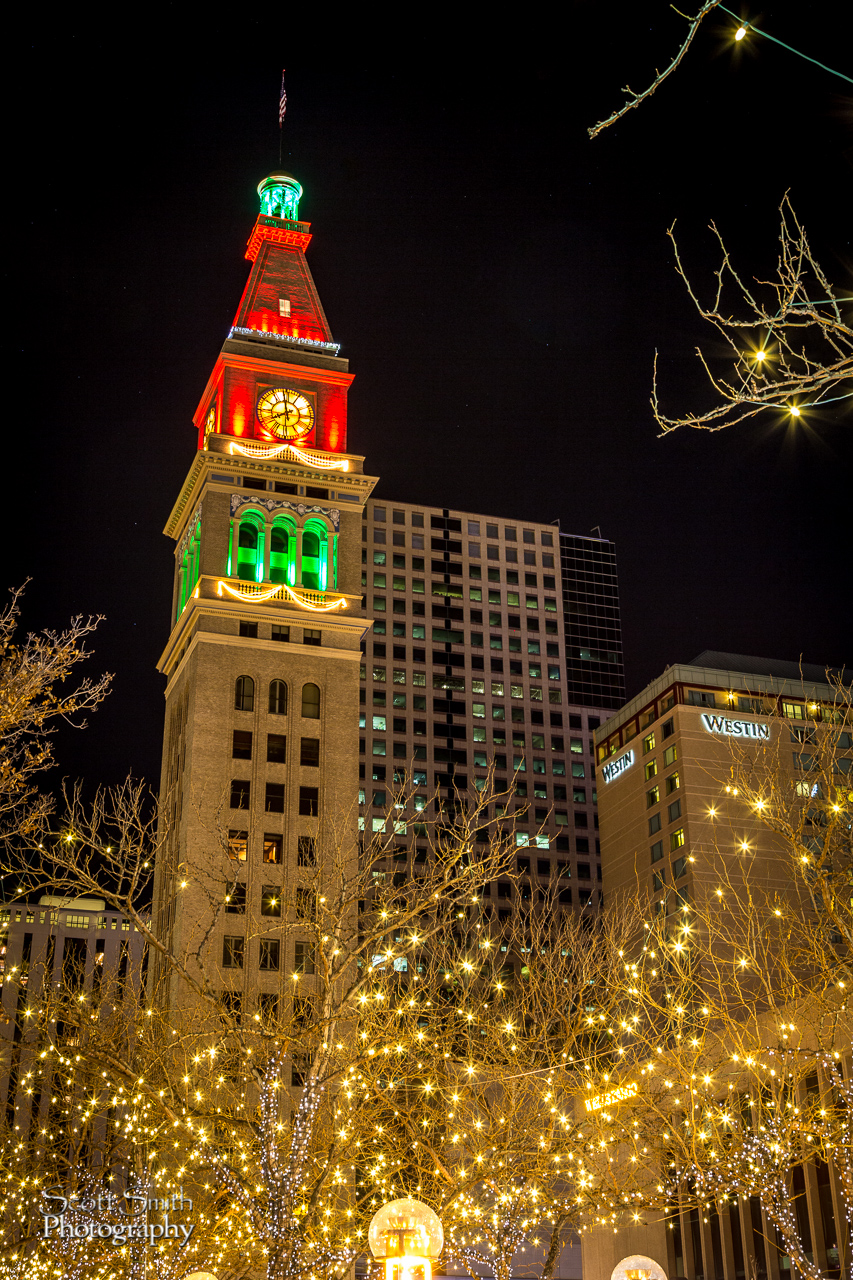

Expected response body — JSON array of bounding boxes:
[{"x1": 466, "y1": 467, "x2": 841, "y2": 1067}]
[
  {"x1": 718, "y1": 6, "x2": 853, "y2": 84},
  {"x1": 228, "y1": 440, "x2": 349, "y2": 471},
  {"x1": 217, "y1": 579, "x2": 348, "y2": 612},
  {"x1": 229, "y1": 325, "x2": 340, "y2": 354}
]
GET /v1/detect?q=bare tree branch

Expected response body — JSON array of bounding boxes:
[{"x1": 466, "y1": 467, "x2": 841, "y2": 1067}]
[
  {"x1": 588, "y1": 1, "x2": 722, "y2": 139},
  {"x1": 0, "y1": 585, "x2": 111, "y2": 840},
  {"x1": 652, "y1": 196, "x2": 853, "y2": 432}
]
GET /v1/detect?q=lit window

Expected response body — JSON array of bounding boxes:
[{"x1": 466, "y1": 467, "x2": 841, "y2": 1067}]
[{"x1": 228, "y1": 830, "x2": 248, "y2": 861}]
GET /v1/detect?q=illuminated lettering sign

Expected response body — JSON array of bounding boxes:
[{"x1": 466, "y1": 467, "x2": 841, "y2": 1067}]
[
  {"x1": 701, "y1": 714, "x2": 769, "y2": 741},
  {"x1": 584, "y1": 1080, "x2": 638, "y2": 1112},
  {"x1": 602, "y1": 750, "x2": 635, "y2": 784}
]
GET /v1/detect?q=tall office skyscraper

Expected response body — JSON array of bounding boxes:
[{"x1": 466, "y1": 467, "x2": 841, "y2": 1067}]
[{"x1": 358, "y1": 501, "x2": 623, "y2": 903}]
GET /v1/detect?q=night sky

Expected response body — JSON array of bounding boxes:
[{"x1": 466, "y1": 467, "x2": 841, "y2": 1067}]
[{"x1": 9, "y1": 6, "x2": 852, "y2": 793}]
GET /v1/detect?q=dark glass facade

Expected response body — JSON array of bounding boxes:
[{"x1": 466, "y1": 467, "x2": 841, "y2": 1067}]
[{"x1": 559, "y1": 533, "x2": 626, "y2": 710}]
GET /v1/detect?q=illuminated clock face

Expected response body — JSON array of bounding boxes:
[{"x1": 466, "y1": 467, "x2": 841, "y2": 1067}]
[{"x1": 256, "y1": 387, "x2": 314, "y2": 441}]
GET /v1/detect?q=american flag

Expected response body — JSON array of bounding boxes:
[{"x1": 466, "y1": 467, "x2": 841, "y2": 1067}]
[{"x1": 279, "y1": 70, "x2": 287, "y2": 128}]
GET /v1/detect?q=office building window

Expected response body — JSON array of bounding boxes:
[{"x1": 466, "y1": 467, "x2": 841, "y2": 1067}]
[
  {"x1": 298, "y1": 835, "x2": 316, "y2": 866},
  {"x1": 261, "y1": 886, "x2": 281, "y2": 917},
  {"x1": 299, "y1": 787, "x2": 319, "y2": 816},
  {"x1": 230, "y1": 780, "x2": 250, "y2": 809},
  {"x1": 302, "y1": 683, "x2": 321, "y2": 718},
  {"x1": 222, "y1": 936, "x2": 244, "y2": 968},
  {"x1": 225, "y1": 882, "x2": 246, "y2": 914},
  {"x1": 269, "y1": 680, "x2": 288, "y2": 715},
  {"x1": 234, "y1": 676, "x2": 255, "y2": 712},
  {"x1": 265, "y1": 783, "x2": 285, "y2": 813},
  {"x1": 263, "y1": 834, "x2": 282, "y2": 864},
  {"x1": 259, "y1": 939, "x2": 280, "y2": 970},
  {"x1": 228, "y1": 829, "x2": 248, "y2": 861}
]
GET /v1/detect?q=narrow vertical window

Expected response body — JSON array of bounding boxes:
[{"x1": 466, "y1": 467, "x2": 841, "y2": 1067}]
[
  {"x1": 270, "y1": 518, "x2": 296, "y2": 585},
  {"x1": 234, "y1": 676, "x2": 255, "y2": 712},
  {"x1": 301, "y1": 683, "x2": 320, "y2": 719},
  {"x1": 237, "y1": 514, "x2": 264, "y2": 583},
  {"x1": 178, "y1": 519, "x2": 202, "y2": 614},
  {"x1": 269, "y1": 680, "x2": 288, "y2": 715}
]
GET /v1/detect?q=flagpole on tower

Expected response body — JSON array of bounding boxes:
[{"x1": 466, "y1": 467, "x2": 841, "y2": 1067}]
[{"x1": 278, "y1": 69, "x2": 287, "y2": 167}]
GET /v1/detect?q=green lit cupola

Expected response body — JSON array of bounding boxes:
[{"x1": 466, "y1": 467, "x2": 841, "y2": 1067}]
[{"x1": 257, "y1": 172, "x2": 303, "y2": 222}]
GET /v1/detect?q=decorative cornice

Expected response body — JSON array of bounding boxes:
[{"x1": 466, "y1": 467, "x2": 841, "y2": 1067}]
[
  {"x1": 163, "y1": 452, "x2": 380, "y2": 543},
  {"x1": 229, "y1": 494, "x2": 340, "y2": 531},
  {"x1": 164, "y1": 454, "x2": 206, "y2": 540},
  {"x1": 157, "y1": 600, "x2": 369, "y2": 679},
  {"x1": 244, "y1": 218, "x2": 312, "y2": 262}
]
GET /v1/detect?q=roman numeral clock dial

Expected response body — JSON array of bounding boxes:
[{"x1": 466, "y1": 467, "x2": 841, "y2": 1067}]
[{"x1": 256, "y1": 387, "x2": 314, "y2": 441}]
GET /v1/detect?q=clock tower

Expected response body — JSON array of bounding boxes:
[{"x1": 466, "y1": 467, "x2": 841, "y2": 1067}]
[{"x1": 152, "y1": 173, "x2": 377, "y2": 1009}]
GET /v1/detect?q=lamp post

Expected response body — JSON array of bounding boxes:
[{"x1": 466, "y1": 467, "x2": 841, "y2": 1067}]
[{"x1": 368, "y1": 1198, "x2": 444, "y2": 1280}]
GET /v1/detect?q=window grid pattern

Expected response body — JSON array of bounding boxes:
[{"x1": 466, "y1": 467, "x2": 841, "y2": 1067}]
[{"x1": 358, "y1": 499, "x2": 616, "y2": 898}]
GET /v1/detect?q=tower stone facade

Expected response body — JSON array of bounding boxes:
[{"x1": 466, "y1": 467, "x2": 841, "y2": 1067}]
[{"x1": 152, "y1": 173, "x2": 377, "y2": 1009}]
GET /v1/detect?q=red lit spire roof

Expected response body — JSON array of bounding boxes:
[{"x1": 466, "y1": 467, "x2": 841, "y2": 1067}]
[{"x1": 232, "y1": 172, "x2": 333, "y2": 346}]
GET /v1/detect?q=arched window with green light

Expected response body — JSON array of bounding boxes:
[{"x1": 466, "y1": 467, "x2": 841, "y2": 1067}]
[
  {"x1": 270, "y1": 516, "x2": 297, "y2": 585},
  {"x1": 301, "y1": 518, "x2": 329, "y2": 591},
  {"x1": 232, "y1": 510, "x2": 265, "y2": 583},
  {"x1": 178, "y1": 519, "x2": 202, "y2": 615}
]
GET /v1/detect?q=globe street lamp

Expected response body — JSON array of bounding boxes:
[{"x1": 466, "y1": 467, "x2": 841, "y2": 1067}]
[{"x1": 368, "y1": 1198, "x2": 444, "y2": 1280}]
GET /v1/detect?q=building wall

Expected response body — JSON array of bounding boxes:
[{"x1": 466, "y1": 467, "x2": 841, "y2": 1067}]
[
  {"x1": 589, "y1": 657, "x2": 851, "y2": 1280},
  {"x1": 358, "y1": 499, "x2": 621, "y2": 904},
  {"x1": 0, "y1": 898, "x2": 146, "y2": 1160},
  {"x1": 593, "y1": 659, "x2": 848, "y2": 915}
]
